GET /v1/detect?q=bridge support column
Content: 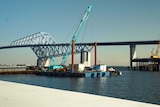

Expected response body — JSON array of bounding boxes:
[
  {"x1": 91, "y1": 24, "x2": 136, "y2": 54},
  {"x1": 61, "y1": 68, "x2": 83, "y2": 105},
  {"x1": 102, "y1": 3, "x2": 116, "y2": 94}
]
[
  {"x1": 80, "y1": 50, "x2": 91, "y2": 67},
  {"x1": 80, "y1": 50, "x2": 85, "y2": 64},
  {"x1": 37, "y1": 58, "x2": 48, "y2": 68},
  {"x1": 130, "y1": 45, "x2": 136, "y2": 68},
  {"x1": 86, "y1": 52, "x2": 91, "y2": 67}
]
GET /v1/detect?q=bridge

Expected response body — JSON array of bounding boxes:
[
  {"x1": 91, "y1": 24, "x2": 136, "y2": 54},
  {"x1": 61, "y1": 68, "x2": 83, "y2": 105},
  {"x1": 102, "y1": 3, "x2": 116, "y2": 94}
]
[{"x1": 0, "y1": 32, "x2": 159, "y2": 67}]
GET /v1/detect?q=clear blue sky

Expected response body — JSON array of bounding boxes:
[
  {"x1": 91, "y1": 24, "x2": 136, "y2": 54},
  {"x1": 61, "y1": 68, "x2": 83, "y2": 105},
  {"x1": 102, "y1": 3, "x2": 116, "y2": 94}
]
[{"x1": 0, "y1": 0, "x2": 160, "y2": 66}]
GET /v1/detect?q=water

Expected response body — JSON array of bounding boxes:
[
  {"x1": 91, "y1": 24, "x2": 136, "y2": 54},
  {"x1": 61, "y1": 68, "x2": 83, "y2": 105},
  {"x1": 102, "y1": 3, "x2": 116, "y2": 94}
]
[{"x1": 0, "y1": 67, "x2": 160, "y2": 105}]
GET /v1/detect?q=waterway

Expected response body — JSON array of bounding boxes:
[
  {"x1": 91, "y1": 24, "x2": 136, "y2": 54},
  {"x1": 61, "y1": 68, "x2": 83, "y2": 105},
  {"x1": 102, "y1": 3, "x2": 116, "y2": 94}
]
[{"x1": 0, "y1": 67, "x2": 160, "y2": 105}]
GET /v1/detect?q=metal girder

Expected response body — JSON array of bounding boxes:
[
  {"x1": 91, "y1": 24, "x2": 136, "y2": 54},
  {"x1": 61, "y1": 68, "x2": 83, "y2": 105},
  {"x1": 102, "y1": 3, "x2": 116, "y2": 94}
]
[
  {"x1": 11, "y1": 32, "x2": 57, "y2": 46},
  {"x1": 11, "y1": 32, "x2": 58, "y2": 59},
  {"x1": 30, "y1": 44, "x2": 93, "y2": 58},
  {"x1": 10, "y1": 32, "x2": 93, "y2": 59}
]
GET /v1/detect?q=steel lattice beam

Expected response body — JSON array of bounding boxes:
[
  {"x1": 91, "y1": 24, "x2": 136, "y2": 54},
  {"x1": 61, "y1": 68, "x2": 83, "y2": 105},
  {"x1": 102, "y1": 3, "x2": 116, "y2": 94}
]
[
  {"x1": 31, "y1": 43, "x2": 93, "y2": 58},
  {"x1": 11, "y1": 32, "x2": 57, "y2": 46},
  {"x1": 10, "y1": 32, "x2": 93, "y2": 59}
]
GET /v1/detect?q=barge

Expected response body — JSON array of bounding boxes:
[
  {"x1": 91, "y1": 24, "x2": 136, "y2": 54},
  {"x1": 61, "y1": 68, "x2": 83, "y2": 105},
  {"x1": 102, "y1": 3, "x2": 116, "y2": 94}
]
[
  {"x1": 35, "y1": 65, "x2": 121, "y2": 78},
  {"x1": 35, "y1": 71, "x2": 111, "y2": 77}
]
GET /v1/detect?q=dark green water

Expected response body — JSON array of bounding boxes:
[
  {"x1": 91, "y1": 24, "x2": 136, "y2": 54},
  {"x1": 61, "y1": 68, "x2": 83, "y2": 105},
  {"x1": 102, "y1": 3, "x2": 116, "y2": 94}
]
[{"x1": 0, "y1": 67, "x2": 160, "y2": 105}]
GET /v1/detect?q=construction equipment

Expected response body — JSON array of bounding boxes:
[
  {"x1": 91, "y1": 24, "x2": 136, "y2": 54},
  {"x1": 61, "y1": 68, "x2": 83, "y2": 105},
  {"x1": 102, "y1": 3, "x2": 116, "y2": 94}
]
[
  {"x1": 151, "y1": 40, "x2": 160, "y2": 58},
  {"x1": 49, "y1": 5, "x2": 92, "y2": 71}
]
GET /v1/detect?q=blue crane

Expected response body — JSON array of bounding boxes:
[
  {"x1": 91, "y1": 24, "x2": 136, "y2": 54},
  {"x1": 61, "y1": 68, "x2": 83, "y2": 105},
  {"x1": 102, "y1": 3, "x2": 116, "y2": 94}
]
[
  {"x1": 61, "y1": 5, "x2": 92, "y2": 65},
  {"x1": 49, "y1": 5, "x2": 92, "y2": 70}
]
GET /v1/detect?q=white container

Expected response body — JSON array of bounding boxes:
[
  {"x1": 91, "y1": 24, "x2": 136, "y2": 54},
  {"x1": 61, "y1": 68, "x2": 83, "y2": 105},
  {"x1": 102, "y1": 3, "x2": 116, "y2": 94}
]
[
  {"x1": 69, "y1": 64, "x2": 85, "y2": 72},
  {"x1": 94, "y1": 65, "x2": 107, "y2": 72}
]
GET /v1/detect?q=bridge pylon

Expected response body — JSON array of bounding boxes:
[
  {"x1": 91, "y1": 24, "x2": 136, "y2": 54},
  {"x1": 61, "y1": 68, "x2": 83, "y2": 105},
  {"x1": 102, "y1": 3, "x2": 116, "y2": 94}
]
[{"x1": 130, "y1": 44, "x2": 136, "y2": 68}]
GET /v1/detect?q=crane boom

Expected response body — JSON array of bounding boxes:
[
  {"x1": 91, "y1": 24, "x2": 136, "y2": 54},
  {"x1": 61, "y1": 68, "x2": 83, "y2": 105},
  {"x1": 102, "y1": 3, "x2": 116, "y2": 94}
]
[
  {"x1": 60, "y1": 5, "x2": 92, "y2": 65},
  {"x1": 155, "y1": 40, "x2": 160, "y2": 55},
  {"x1": 151, "y1": 39, "x2": 160, "y2": 58}
]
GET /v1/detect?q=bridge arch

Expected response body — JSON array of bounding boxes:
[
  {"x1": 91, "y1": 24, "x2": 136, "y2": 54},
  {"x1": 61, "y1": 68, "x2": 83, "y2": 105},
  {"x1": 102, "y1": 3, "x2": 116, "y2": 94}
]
[
  {"x1": 10, "y1": 32, "x2": 93, "y2": 67},
  {"x1": 10, "y1": 32, "x2": 57, "y2": 67},
  {"x1": 10, "y1": 32, "x2": 57, "y2": 46}
]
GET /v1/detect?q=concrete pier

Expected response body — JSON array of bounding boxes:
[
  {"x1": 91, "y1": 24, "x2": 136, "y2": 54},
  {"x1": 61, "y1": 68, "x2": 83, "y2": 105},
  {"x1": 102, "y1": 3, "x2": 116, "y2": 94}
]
[{"x1": 0, "y1": 80, "x2": 159, "y2": 107}]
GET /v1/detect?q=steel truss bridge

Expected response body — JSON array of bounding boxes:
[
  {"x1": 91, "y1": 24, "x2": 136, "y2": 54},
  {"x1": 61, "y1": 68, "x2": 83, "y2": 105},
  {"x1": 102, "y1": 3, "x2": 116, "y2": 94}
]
[
  {"x1": 0, "y1": 32, "x2": 159, "y2": 67},
  {"x1": 0, "y1": 32, "x2": 94, "y2": 66}
]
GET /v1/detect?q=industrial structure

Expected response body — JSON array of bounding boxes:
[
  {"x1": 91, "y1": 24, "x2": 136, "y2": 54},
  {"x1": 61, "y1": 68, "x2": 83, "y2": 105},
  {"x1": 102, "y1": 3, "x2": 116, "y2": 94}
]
[
  {"x1": 0, "y1": 4, "x2": 159, "y2": 73},
  {"x1": 132, "y1": 40, "x2": 160, "y2": 71},
  {"x1": 5, "y1": 5, "x2": 119, "y2": 77},
  {"x1": 34, "y1": 5, "x2": 116, "y2": 77},
  {"x1": 47, "y1": 4, "x2": 92, "y2": 72},
  {"x1": 1, "y1": 40, "x2": 159, "y2": 69},
  {"x1": 150, "y1": 40, "x2": 160, "y2": 58},
  {"x1": 10, "y1": 5, "x2": 93, "y2": 71}
]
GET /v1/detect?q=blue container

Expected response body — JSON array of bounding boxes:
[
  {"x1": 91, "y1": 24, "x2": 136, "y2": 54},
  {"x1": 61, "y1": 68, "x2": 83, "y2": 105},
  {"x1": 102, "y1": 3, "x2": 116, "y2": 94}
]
[
  {"x1": 85, "y1": 71, "x2": 110, "y2": 77},
  {"x1": 105, "y1": 72, "x2": 110, "y2": 76},
  {"x1": 85, "y1": 72, "x2": 92, "y2": 77},
  {"x1": 99, "y1": 72, "x2": 103, "y2": 77}
]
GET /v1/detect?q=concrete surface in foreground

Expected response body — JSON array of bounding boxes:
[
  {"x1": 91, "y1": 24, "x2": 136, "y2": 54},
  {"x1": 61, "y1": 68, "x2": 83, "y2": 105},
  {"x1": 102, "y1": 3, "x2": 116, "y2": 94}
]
[{"x1": 0, "y1": 80, "x2": 159, "y2": 107}]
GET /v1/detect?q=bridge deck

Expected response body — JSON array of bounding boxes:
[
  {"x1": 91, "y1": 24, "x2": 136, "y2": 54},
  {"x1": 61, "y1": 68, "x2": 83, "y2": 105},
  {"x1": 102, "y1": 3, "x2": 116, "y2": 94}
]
[{"x1": 0, "y1": 40, "x2": 158, "y2": 50}]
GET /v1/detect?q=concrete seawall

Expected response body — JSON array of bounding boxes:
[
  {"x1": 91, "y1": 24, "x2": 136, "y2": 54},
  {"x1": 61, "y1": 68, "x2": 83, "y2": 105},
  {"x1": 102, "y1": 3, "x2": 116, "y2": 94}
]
[{"x1": 0, "y1": 80, "x2": 159, "y2": 107}]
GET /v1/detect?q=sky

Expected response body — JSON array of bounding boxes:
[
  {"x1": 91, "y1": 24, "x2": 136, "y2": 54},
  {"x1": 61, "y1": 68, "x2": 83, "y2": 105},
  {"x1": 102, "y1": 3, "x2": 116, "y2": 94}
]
[{"x1": 0, "y1": 0, "x2": 160, "y2": 66}]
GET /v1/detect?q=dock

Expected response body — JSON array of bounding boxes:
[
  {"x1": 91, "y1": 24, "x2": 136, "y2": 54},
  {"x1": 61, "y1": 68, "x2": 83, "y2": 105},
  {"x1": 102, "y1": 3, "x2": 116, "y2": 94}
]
[
  {"x1": 132, "y1": 58, "x2": 160, "y2": 71},
  {"x1": 0, "y1": 80, "x2": 159, "y2": 107},
  {"x1": 0, "y1": 66, "x2": 39, "y2": 74}
]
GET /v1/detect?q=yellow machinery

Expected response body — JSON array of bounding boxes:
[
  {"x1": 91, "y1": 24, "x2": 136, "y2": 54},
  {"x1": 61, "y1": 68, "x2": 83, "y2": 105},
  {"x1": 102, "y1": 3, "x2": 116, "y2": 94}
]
[{"x1": 151, "y1": 40, "x2": 160, "y2": 58}]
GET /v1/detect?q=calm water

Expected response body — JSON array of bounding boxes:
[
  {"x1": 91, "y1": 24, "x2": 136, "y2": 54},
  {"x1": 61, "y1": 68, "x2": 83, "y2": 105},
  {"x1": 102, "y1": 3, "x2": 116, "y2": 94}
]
[{"x1": 0, "y1": 67, "x2": 160, "y2": 105}]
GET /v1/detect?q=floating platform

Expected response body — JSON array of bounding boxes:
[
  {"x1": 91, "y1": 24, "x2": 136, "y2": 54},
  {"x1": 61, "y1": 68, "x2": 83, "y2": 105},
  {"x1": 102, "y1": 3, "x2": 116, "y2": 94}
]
[{"x1": 35, "y1": 71, "x2": 121, "y2": 77}]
